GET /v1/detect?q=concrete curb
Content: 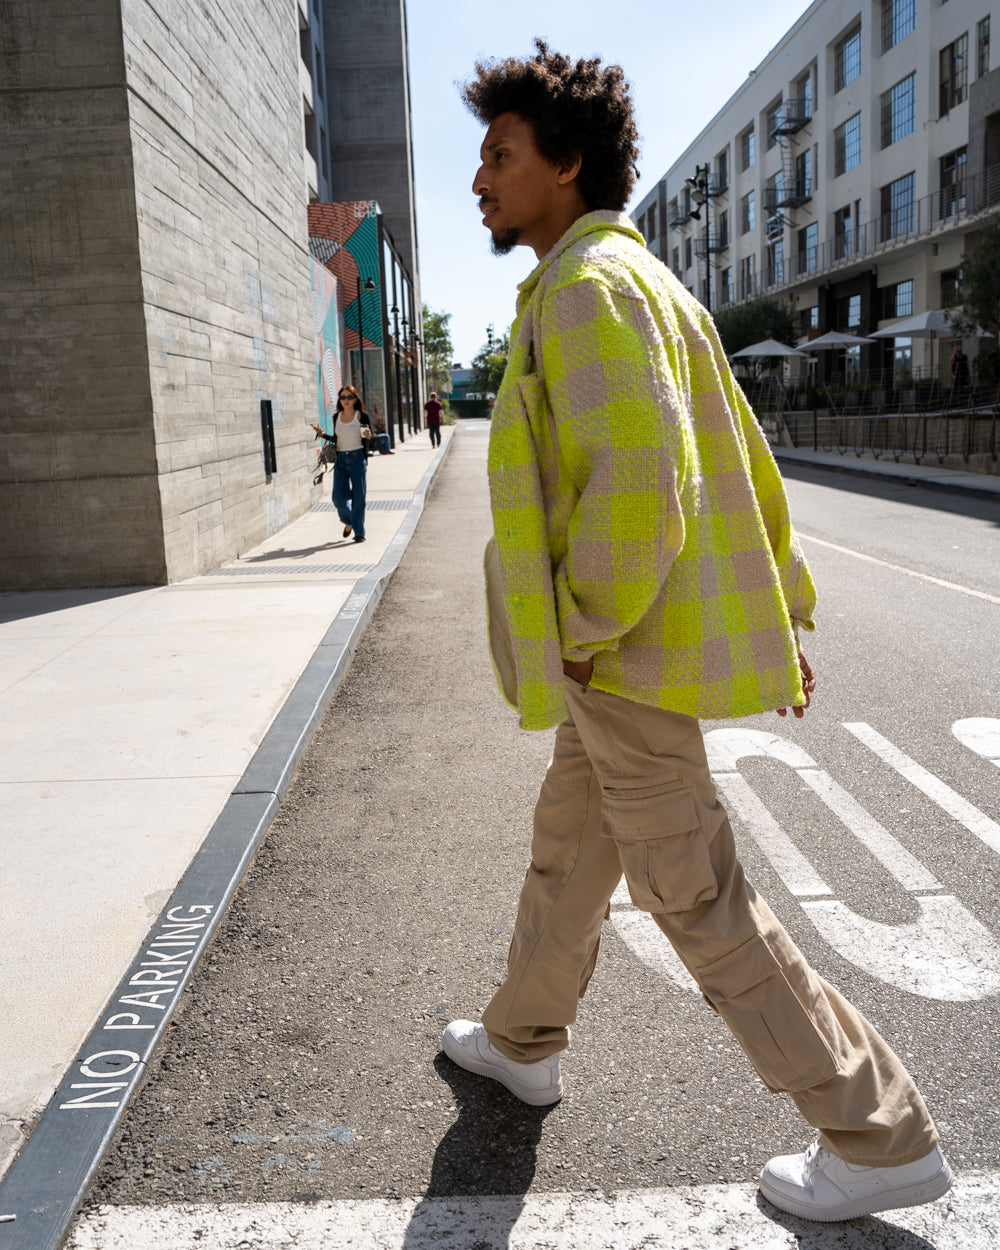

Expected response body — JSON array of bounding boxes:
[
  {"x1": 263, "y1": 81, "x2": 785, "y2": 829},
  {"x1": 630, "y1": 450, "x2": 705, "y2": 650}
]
[{"x1": 0, "y1": 439, "x2": 452, "y2": 1250}]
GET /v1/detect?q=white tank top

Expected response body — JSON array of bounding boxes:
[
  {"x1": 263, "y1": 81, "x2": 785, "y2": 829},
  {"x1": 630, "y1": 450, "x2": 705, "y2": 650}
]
[{"x1": 336, "y1": 413, "x2": 364, "y2": 452}]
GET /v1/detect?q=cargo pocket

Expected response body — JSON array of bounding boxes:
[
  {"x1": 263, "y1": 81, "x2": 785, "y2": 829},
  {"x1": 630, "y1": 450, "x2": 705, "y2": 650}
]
[
  {"x1": 602, "y1": 773, "x2": 718, "y2": 914},
  {"x1": 697, "y1": 935, "x2": 840, "y2": 1093}
]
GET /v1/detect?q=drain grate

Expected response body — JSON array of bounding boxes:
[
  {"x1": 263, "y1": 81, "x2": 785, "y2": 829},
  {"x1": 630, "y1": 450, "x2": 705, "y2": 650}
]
[
  {"x1": 215, "y1": 564, "x2": 374, "y2": 575},
  {"x1": 312, "y1": 499, "x2": 409, "y2": 512}
]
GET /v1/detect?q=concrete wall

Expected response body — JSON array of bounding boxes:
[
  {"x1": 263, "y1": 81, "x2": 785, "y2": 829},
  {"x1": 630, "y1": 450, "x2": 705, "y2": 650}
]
[
  {"x1": 0, "y1": 0, "x2": 321, "y2": 588},
  {"x1": 0, "y1": 0, "x2": 166, "y2": 587},
  {"x1": 122, "y1": 0, "x2": 318, "y2": 581}
]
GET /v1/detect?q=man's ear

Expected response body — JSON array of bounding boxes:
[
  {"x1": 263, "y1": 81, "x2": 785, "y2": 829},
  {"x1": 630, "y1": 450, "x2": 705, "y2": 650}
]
[{"x1": 556, "y1": 153, "x2": 583, "y2": 186}]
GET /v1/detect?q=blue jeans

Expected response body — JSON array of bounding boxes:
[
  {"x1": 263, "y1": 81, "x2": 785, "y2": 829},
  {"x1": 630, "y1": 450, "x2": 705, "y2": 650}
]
[{"x1": 332, "y1": 449, "x2": 367, "y2": 540}]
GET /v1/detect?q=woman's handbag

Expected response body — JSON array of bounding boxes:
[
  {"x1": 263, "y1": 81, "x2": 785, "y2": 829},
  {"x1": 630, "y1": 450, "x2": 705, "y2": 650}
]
[{"x1": 319, "y1": 441, "x2": 338, "y2": 465}]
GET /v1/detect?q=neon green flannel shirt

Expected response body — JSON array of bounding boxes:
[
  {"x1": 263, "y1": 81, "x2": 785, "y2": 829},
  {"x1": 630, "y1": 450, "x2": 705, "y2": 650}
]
[{"x1": 487, "y1": 211, "x2": 816, "y2": 731}]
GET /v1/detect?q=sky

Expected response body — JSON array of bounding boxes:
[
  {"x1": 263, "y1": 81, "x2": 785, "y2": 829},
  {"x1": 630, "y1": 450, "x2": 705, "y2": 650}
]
[{"x1": 406, "y1": 0, "x2": 815, "y2": 367}]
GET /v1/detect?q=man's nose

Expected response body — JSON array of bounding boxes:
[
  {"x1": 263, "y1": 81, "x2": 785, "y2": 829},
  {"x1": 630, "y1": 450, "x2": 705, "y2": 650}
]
[{"x1": 472, "y1": 163, "x2": 488, "y2": 196}]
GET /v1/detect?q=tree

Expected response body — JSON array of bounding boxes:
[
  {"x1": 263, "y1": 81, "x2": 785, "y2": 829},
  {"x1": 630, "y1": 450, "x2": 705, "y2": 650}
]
[
  {"x1": 958, "y1": 213, "x2": 1000, "y2": 337},
  {"x1": 471, "y1": 328, "x2": 510, "y2": 397},
  {"x1": 713, "y1": 297, "x2": 798, "y2": 358},
  {"x1": 422, "y1": 305, "x2": 454, "y2": 399}
]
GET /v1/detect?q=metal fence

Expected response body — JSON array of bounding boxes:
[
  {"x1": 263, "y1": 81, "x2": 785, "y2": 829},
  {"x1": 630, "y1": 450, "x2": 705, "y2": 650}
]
[{"x1": 776, "y1": 408, "x2": 999, "y2": 465}]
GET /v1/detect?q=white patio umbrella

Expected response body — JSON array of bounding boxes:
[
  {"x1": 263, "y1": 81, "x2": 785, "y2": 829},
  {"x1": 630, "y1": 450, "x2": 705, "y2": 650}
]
[
  {"x1": 870, "y1": 310, "x2": 992, "y2": 339},
  {"x1": 804, "y1": 330, "x2": 877, "y2": 349},
  {"x1": 730, "y1": 338, "x2": 808, "y2": 358}
]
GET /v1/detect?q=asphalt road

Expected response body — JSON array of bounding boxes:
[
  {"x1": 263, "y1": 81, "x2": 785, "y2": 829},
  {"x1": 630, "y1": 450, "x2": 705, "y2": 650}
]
[{"x1": 78, "y1": 425, "x2": 1000, "y2": 1242}]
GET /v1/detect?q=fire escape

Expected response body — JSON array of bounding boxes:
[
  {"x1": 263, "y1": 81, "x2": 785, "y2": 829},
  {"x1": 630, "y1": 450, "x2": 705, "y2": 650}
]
[{"x1": 764, "y1": 97, "x2": 813, "y2": 244}]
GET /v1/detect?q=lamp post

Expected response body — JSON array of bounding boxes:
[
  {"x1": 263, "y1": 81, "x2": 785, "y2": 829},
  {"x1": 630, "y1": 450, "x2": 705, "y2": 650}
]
[
  {"x1": 685, "y1": 164, "x2": 717, "y2": 315},
  {"x1": 391, "y1": 302, "x2": 404, "y2": 444},
  {"x1": 355, "y1": 274, "x2": 376, "y2": 405}
]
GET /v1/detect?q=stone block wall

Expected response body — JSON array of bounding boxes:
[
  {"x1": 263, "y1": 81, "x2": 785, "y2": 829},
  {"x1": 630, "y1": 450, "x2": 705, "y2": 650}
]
[
  {"x1": 0, "y1": 0, "x2": 167, "y2": 587},
  {"x1": 123, "y1": 0, "x2": 318, "y2": 582},
  {"x1": 0, "y1": 0, "x2": 321, "y2": 587}
]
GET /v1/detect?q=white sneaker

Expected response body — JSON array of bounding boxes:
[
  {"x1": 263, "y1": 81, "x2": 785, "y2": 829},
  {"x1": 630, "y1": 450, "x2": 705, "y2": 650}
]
[
  {"x1": 760, "y1": 1138, "x2": 953, "y2": 1222},
  {"x1": 441, "y1": 1020, "x2": 563, "y2": 1106}
]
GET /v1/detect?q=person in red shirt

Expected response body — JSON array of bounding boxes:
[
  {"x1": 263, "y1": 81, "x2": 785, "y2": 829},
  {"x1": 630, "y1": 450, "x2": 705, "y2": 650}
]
[{"x1": 424, "y1": 392, "x2": 444, "y2": 447}]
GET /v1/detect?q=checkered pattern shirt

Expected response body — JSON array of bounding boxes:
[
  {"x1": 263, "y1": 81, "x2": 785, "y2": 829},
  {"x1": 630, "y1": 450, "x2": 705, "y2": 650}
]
[{"x1": 487, "y1": 211, "x2": 816, "y2": 731}]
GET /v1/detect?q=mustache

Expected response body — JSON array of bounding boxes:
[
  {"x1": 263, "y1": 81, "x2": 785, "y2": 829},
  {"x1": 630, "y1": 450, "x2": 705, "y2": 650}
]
[{"x1": 479, "y1": 199, "x2": 498, "y2": 211}]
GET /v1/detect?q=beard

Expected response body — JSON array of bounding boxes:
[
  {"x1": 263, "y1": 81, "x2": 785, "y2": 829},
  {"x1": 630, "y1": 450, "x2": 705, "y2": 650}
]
[{"x1": 489, "y1": 226, "x2": 520, "y2": 256}]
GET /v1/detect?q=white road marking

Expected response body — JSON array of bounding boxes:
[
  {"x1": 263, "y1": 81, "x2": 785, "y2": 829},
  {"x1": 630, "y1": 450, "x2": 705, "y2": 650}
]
[
  {"x1": 68, "y1": 1175, "x2": 1000, "y2": 1249},
  {"x1": 797, "y1": 533, "x2": 1000, "y2": 606},
  {"x1": 953, "y1": 717, "x2": 1000, "y2": 767},
  {"x1": 609, "y1": 908, "x2": 698, "y2": 994},
  {"x1": 845, "y1": 722, "x2": 1000, "y2": 856}
]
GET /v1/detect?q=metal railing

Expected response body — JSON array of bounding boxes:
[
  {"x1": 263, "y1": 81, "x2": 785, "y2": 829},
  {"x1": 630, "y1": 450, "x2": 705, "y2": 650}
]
[
  {"x1": 779, "y1": 409, "x2": 999, "y2": 465},
  {"x1": 718, "y1": 162, "x2": 1000, "y2": 307}
]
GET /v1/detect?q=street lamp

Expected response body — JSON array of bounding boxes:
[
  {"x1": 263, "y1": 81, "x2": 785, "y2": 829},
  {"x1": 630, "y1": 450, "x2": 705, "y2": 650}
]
[
  {"x1": 684, "y1": 164, "x2": 719, "y2": 314},
  {"x1": 355, "y1": 274, "x2": 376, "y2": 405},
  {"x1": 390, "y1": 302, "x2": 404, "y2": 444}
]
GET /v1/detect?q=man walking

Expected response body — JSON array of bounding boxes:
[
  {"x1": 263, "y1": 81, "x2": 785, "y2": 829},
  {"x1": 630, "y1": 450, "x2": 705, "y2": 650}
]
[
  {"x1": 424, "y1": 391, "x2": 444, "y2": 447},
  {"x1": 442, "y1": 41, "x2": 952, "y2": 1223}
]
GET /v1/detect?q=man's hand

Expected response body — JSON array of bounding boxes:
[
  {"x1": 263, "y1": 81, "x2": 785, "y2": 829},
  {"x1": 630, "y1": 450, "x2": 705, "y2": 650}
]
[
  {"x1": 562, "y1": 657, "x2": 594, "y2": 687},
  {"x1": 776, "y1": 651, "x2": 815, "y2": 719}
]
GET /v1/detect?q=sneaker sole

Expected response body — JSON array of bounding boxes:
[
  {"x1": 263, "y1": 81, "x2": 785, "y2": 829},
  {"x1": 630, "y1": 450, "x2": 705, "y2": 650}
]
[
  {"x1": 759, "y1": 1161, "x2": 953, "y2": 1222},
  {"x1": 441, "y1": 1033, "x2": 563, "y2": 1107}
]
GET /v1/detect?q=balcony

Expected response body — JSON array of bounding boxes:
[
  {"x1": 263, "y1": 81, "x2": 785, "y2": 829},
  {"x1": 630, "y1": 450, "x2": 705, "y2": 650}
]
[
  {"x1": 769, "y1": 98, "x2": 811, "y2": 138},
  {"x1": 694, "y1": 229, "x2": 728, "y2": 256},
  {"x1": 720, "y1": 162, "x2": 1000, "y2": 307}
]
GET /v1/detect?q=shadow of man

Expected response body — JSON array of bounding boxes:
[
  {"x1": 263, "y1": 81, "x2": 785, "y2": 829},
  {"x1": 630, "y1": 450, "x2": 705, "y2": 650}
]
[{"x1": 401, "y1": 1051, "x2": 558, "y2": 1249}]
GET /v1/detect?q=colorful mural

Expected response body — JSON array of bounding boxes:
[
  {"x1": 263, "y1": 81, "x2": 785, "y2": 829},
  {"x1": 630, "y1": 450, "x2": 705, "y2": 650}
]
[{"x1": 307, "y1": 201, "x2": 387, "y2": 436}]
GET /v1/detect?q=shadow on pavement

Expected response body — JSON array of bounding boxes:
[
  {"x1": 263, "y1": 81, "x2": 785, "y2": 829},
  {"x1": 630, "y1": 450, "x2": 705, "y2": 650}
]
[
  {"x1": 778, "y1": 459, "x2": 1000, "y2": 526},
  {"x1": 756, "y1": 1190, "x2": 939, "y2": 1248},
  {"x1": 401, "y1": 1052, "x2": 558, "y2": 1248}
]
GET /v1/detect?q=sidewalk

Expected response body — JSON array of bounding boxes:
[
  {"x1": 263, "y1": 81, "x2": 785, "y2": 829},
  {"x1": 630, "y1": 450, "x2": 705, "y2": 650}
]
[
  {"x1": 0, "y1": 429, "x2": 449, "y2": 1187},
  {"x1": 772, "y1": 444, "x2": 1000, "y2": 498}
]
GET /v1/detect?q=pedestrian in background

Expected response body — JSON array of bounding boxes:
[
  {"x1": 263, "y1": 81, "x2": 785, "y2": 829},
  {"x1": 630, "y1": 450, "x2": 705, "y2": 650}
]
[
  {"x1": 442, "y1": 40, "x2": 952, "y2": 1225},
  {"x1": 312, "y1": 384, "x2": 371, "y2": 543},
  {"x1": 949, "y1": 344, "x2": 970, "y2": 394},
  {"x1": 424, "y1": 391, "x2": 444, "y2": 447}
]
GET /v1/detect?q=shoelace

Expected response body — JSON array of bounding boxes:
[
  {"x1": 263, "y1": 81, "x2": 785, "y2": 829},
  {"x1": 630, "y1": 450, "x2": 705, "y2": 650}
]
[{"x1": 802, "y1": 1139, "x2": 830, "y2": 1180}]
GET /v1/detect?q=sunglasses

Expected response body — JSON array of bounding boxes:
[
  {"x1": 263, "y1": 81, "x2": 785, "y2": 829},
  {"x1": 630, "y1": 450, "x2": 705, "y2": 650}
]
[{"x1": 338, "y1": 394, "x2": 355, "y2": 401}]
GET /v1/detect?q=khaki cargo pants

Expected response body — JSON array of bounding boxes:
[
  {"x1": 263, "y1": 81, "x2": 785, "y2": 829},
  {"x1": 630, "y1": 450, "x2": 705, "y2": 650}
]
[{"x1": 481, "y1": 677, "x2": 938, "y2": 1168}]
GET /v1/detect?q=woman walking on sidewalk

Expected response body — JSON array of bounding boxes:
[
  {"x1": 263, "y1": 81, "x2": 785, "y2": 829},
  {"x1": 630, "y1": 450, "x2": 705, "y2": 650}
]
[{"x1": 313, "y1": 385, "x2": 372, "y2": 543}]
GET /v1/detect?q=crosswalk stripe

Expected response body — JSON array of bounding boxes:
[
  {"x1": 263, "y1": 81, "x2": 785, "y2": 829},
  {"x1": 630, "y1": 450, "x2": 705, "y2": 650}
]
[{"x1": 68, "y1": 1175, "x2": 1000, "y2": 1249}]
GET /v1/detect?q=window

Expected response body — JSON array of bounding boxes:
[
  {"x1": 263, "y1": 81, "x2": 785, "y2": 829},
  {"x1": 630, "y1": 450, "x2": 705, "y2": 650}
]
[
  {"x1": 672, "y1": 246, "x2": 680, "y2": 274},
  {"x1": 800, "y1": 305, "x2": 819, "y2": 333},
  {"x1": 881, "y1": 0, "x2": 916, "y2": 53},
  {"x1": 798, "y1": 222, "x2": 819, "y2": 272},
  {"x1": 795, "y1": 70, "x2": 813, "y2": 120},
  {"x1": 880, "y1": 171, "x2": 916, "y2": 240},
  {"x1": 977, "y1": 16, "x2": 990, "y2": 77},
  {"x1": 765, "y1": 171, "x2": 785, "y2": 213},
  {"x1": 685, "y1": 237, "x2": 693, "y2": 269},
  {"x1": 881, "y1": 73, "x2": 916, "y2": 146},
  {"x1": 940, "y1": 266, "x2": 963, "y2": 306},
  {"x1": 892, "y1": 338, "x2": 912, "y2": 380},
  {"x1": 940, "y1": 147, "x2": 968, "y2": 217},
  {"x1": 766, "y1": 98, "x2": 784, "y2": 148},
  {"x1": 716, "y1": 148, "x2": 729, "y2": 190},
  {"x1": 740, "y1": 127, "x2": 755, "y2": 170},
  {"x1": 741, "y1": 190, "x2": 756, "y2": 233},
  {"x1": 647, "y1": 203, "x2": 657, "y2": 240},
  {"x1": 717, "y1": 209, "x2": 730, "y2": 249},
  {"x1": 637, "y1": 212, "x2": 646, "y2": 238},
  {"x1": 836, "y1": 292, "x2": 862, "y2": 329},
  {"x1": 834, "y1": 113, "x2": 862, "y2": 175},
  {"x1": 721, "y1": 266, "x2": 733, "y2": 304},
  {"x1": 834, "y1": 204, "x2": 854, "y2": 258},
  {"x1": 835, "y1": 24, "x2": 862, "y2": 91},
  {"x1": 795, "y1": 148, "x2": 813, "y2": 199},
  {"x1": 768, "y1": 239, "x2": 785, "y2": 285},
  {"x1": 882, "y1": 279, "x2": 914, "y2": 318},
  {"x1": 740, "y1": 253, "x2": 756, "y2": 295},
  {"x1": 940, "y1": 34, "x2": 969, "y2": 115}
]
